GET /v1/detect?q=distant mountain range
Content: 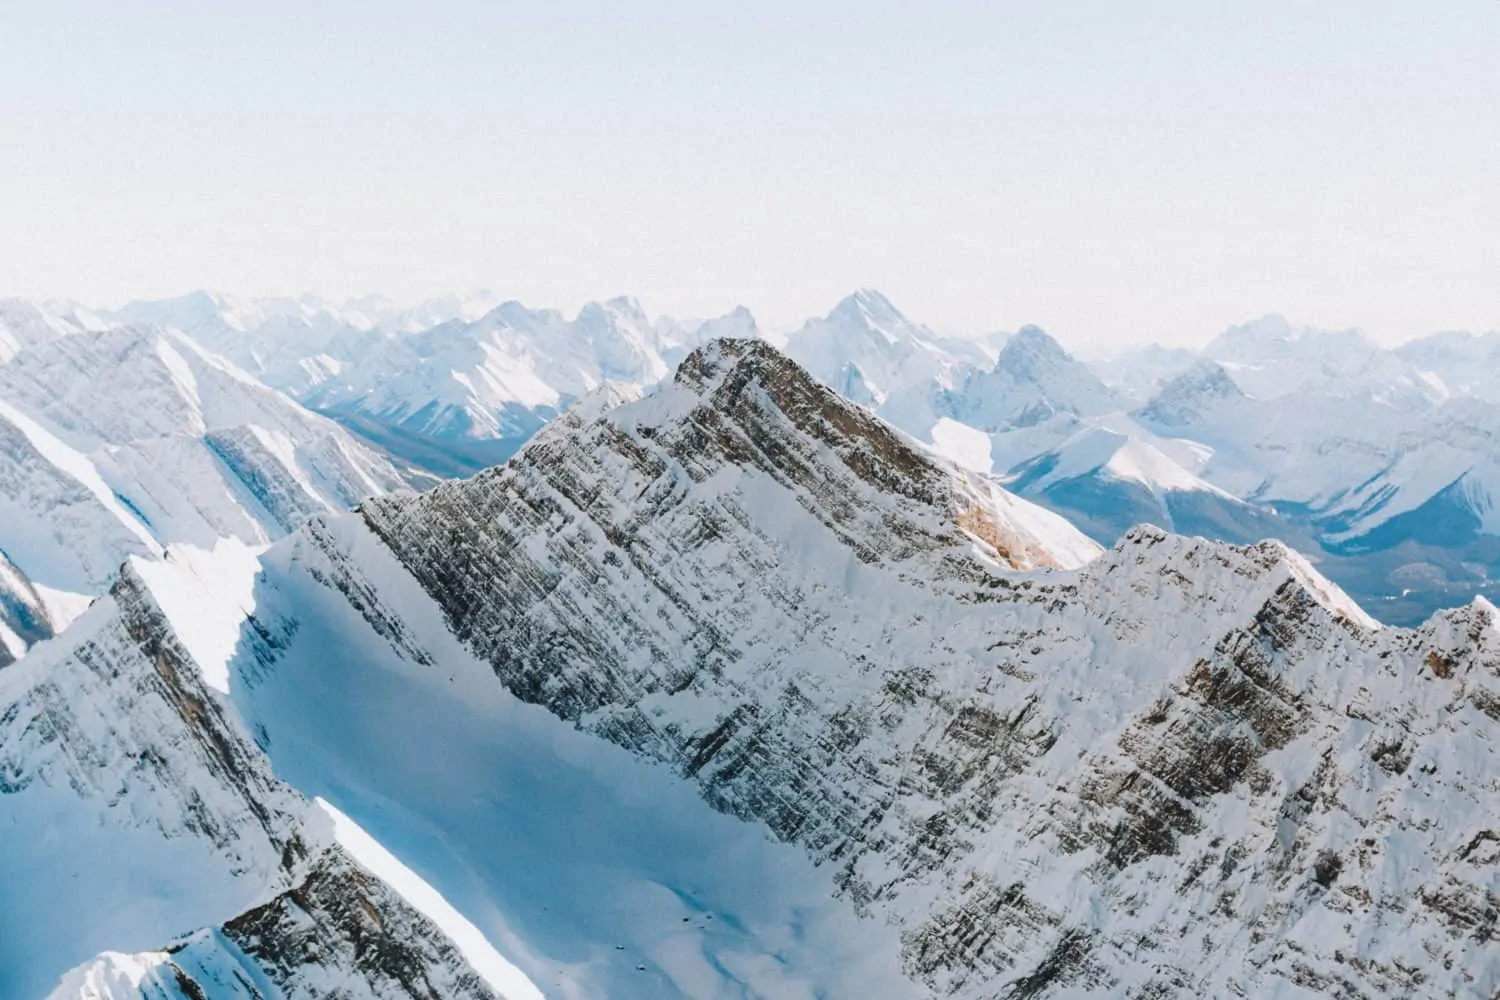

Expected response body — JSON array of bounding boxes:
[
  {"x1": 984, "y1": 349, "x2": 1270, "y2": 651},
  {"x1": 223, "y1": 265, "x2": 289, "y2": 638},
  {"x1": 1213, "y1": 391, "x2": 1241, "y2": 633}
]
[{"x1": 3, "y1": 288, "x2": 1498, "y2": 636}]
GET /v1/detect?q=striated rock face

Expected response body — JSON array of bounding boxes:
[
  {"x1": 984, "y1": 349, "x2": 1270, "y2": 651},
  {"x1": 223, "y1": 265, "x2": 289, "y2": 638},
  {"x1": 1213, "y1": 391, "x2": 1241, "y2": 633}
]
[
  {"x1": 209, "y1": 845, "x2": 505, "y2": 1000},
  {"x1": 0, "y1": 567, "x2": 301, "y2": 996},
  {"x1": 361, "y1": 337, "x2": 1098, "y2": 721},
  {"x1": 2, "y1": 565, "x2": 524, "y2": 1000},
  {"x1": 49, "y1": 838, "x2": 509, "y2": 1000},
  {"x1": 346, "y1": 339, "x2": 1500, "y2": 997}
]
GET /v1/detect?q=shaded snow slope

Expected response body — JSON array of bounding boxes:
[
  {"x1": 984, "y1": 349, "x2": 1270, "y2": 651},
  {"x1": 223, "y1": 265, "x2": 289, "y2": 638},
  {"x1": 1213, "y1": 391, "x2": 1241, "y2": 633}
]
[{"x1": 1002, "y1": 424, "x2": 1297, "y2": 548}]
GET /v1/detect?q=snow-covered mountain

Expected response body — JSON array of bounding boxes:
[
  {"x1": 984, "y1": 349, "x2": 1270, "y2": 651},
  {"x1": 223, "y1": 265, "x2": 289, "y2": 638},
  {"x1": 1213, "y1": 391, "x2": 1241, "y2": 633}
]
[
  {"x1": 947, "y1": 325, "x2": 1120, "y2": 432},
  {"x1": 1128, "y1": 354, "x2": 1500, "y2": 618},
  {"x1": 0, "y1": 324, "x2": 409, "y2": 661},
  {"x1": 1203, "y1": 313, "x2": 1448, "y2": 408},
  {"x1": 779, "y1": 289, "x2": 996, "y2": 408},
  {"x1": 303, "y1": 296, "x2": 699, "y2": 476},
  {"x1": 108, "y1": 290, "x2": 506, "y2": 393},
  {"x1": 13, "y1": 287, "x2": 1500, "y2": 628},
  {"x1": 0, "y1": 298, "x2": 111, "y2": 362},
  {"x1": 1005, "y1": 422, "x2": 1295, "y2": 547},
  {"x1": 1397, "y1": 329, "x2": 1500, "y2": 403},
  {"x1": 12, "y1": 339, "x2": 1500, "y2": 999},
  {"x1": 110, "y1": 291, "x2": 761, "y2": 478},
  {"x1": 2, "y1": 554, "x2": 541, "y2": 1000},
  {"x1": 1084, "y1": 342, "x2": 1200, "y2": 403},
  {"x1": 778, "y1": 296, "x2": 1121, "y2": 480},
  {"x1": 802, "y1": 308, "x2": 1500, "y2": 627}
]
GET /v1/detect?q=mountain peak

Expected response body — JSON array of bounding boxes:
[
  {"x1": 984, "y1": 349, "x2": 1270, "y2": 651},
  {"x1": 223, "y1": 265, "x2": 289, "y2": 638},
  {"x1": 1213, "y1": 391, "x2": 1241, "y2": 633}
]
[
  {"x1": 827, "y1": 288, "x2": 907, "y2": 331},
  {"x1": 578, "y1": 296, "x2": 650, "y2": 329},
  {"x1": 1111, "y1": 524, "x2": 1379, "y2": 630},
  {"x1": 672, "y1": 336, "x2": 778, "y2": 390},
  {"x1": 690, "y1": 305, "x2": 759, "y2": 340},
  {"x1": 1165, "y1": 358, "x2": 1243, "y2": 398},
  {"x1": 998, "y1": 324, "x2": 1069, "y2": 367},
  {"x1": 949, "y1": 324, "x2": 1115, "y2": 430},
  {"x1": 1136, "y1": 358, "x2": 1245, "y2": 427},
  {"x1": 1208, "y1": 313, "x2": 1378, "y2": 360}
]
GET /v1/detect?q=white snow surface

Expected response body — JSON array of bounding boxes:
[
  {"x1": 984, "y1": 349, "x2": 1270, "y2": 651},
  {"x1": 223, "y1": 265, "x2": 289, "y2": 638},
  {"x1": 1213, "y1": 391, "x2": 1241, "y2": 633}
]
[
  {"x1": 928, "y1": 416, "x2": 993, "y2": 474},
  {"x1": 0, "y1": 323, "x2": 408, "y2": 660},
  {"x1": 131, "y1": 538, "x2": 265, "y2": 693},
  {"x1": 1023, "y1": 423, "x2": 1237, "y2": 500}
]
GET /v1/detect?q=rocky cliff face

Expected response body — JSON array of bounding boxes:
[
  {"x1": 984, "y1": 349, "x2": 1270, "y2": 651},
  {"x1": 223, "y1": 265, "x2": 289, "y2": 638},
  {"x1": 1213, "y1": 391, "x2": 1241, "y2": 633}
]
[{"x1": 48, "y1": 835, "x2": 512, "y2": 1000}]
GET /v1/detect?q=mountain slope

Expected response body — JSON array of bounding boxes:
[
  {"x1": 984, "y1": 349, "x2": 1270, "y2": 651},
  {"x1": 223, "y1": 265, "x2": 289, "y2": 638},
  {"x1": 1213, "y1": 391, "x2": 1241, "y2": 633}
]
[
  {"x1": 1205, "y1": 313, "x2": 1445, "y2": 407},
  {"x1": 780, "y1": 289, "x2": 993, "y2": 411},
  {"x1": 1128, "y1": 354, "x2": 1500, "y2": 619},
  {"x1": 108, "y1": 290, "x2": 509, "y2": 398},
  {"x1": 0, "y1": 298, "x2": 110, "y2": 363},
  {"x1": 0, "y1": 325, "x2": 408, "y2": 661},
  {"x1": 1004, "y1": 424, "x2": 1294, "y2": 546},
  {"x1": 301, "y1": 297, "x2": 759, "y2": 477},
  {"x1": 1397, "y1": 330, "x2": 1500, "y2": 403}
]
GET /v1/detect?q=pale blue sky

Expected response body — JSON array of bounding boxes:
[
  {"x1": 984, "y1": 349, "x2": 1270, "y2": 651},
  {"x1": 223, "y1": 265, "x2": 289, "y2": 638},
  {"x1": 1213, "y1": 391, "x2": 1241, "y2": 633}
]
[{"x1": 1, "y1": 2, "x2": 1496, "y2": 346}]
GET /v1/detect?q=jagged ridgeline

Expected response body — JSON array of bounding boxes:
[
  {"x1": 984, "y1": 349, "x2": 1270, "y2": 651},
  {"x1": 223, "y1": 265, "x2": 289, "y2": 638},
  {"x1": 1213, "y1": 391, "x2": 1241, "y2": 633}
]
[{"x1": 4, "y1": 338, "x2": 1500, "y2": 999}]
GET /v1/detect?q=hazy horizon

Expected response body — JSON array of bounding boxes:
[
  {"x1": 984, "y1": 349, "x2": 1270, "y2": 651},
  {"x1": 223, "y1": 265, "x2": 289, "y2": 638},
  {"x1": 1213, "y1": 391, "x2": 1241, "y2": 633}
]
[
  {"x1": 3, "y1": 2, "x2": 1496, "y2": 350},
  {"x1": 24, "y1": 283, "x2": 1496, "y2": 355}
]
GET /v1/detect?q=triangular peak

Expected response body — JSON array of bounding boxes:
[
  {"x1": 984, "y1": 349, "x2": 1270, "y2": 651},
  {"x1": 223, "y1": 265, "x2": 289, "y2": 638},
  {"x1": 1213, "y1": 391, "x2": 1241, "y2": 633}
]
[{"x1": 827, "y1": 287, "x2": 908, "y2": 329}]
